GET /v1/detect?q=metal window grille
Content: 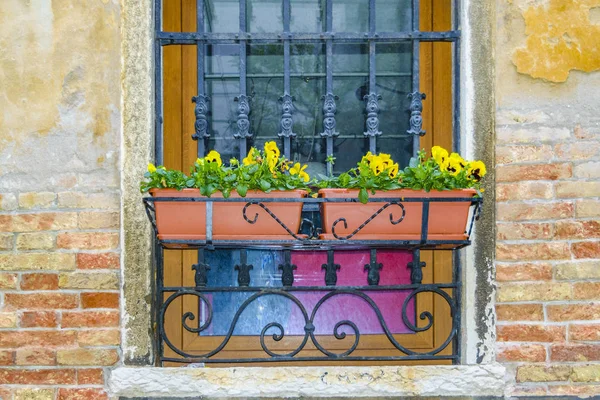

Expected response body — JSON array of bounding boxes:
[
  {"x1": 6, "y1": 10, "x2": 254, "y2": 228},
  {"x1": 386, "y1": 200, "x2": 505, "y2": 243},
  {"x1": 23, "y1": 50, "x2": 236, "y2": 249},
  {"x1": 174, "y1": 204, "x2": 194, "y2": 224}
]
[{"x1": 152, "y1": 0, "x2": 465, "y2": 366}]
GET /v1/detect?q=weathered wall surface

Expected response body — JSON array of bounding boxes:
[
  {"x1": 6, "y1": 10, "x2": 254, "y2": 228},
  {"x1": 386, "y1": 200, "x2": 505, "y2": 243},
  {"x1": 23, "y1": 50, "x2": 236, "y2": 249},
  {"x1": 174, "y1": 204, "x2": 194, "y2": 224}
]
[
  {"x1": 0, "y1": 0, "x2": 121, "y2": 399},
  {"x1": 496, "y1": 0, "x2": 600, "y2": 396}
]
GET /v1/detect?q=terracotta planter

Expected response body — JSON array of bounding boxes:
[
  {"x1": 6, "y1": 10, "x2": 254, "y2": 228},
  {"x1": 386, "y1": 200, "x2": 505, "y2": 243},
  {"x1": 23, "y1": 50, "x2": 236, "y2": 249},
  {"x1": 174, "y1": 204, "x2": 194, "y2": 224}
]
[
  {"x1": 319, "y1": 188, "x2": 478, "y2": 241},
  {"x1": 150, "y1": 189, "x2": 307, "y2": 241}
]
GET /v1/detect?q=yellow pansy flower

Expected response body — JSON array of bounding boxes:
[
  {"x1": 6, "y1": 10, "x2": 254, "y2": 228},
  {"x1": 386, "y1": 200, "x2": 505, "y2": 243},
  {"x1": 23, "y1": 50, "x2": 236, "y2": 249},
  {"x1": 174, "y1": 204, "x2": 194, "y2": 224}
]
[
  {"x1": 447, "y1": 153, "x2": 465, "y2": 176},
  {"x1": 431, "y1": 146, "x2": 449, "y2": 170},
  {"x1": 243, "y1": 147, "x2": 258, "y2": 166},
  {"x1": 467, "y1": 160, "x2": 487, "y2": 181},
  {"x1": 195, "y1": 157, "x2": 205, "y2": 166},
  {"x1": 361, "y1": 151, "x2": 375, "y2": 164},
  {"x1": 290, "y1": 162, "x2": 310, "y2": 182},
  {"x1": 205, "y1": 150, "x2": 222, "y2": 167},
  {"x1": 370, "y1": 156, "x2": 385, "y2": 176},
  {"x1": 388, "y1": 162, "x2": 399, "y2": 178},
  {"x1": 147, "y1": 163, "x2": 157, "y2": 173},
  {"x1": 379, "y1": 153, "x2": 393, "y2": 168},
  {"x1": 230, "y1": 157, "x2": 239, "y2": 166},
  {"x1": 267, "y1": 153, "x2": 278, "y2": 173},
  {"x1": 264, "y1": 141, "x2": 281, "y2": 160}
]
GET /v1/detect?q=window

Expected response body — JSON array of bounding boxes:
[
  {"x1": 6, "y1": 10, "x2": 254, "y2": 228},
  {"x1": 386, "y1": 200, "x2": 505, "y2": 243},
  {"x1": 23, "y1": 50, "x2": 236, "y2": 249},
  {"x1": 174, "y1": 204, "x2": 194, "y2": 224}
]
[{"x1": 155, "y1": 0, "x2": 460, "y2": 366}]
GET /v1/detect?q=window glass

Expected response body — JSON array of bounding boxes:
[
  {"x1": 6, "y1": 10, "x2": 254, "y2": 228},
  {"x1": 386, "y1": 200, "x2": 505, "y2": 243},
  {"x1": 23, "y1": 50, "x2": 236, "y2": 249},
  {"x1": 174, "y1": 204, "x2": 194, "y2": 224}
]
[{"x1": 204, "y1": 0, "x2": 240, "y2": 33}]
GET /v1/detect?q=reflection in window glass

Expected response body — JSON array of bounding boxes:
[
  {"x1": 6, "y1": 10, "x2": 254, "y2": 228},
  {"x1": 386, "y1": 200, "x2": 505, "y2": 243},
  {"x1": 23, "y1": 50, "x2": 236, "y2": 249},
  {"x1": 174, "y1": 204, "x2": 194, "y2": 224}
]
[
  {"x1": 376, "y1": 0, "x2": 412, "y2": 31},
  {"x1": 205, "y1": 0, "x2": 239, "y2": 33},
  {"x1": 247, "y1": 0, "x2": 283, "y2": 32},
  {"x1": 290, "y1": 0, "x2": 324, "y2": 32}
]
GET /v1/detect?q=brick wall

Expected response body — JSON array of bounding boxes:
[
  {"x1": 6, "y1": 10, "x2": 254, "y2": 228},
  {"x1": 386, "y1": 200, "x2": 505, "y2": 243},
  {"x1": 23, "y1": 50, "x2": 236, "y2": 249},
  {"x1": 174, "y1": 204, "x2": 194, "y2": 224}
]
[
  {"x1": 0, "y1": 192, "x2": 120, "y2": 399},
  {"x1": 496, "y1": 122, "x2": 600, "y2": 396}
]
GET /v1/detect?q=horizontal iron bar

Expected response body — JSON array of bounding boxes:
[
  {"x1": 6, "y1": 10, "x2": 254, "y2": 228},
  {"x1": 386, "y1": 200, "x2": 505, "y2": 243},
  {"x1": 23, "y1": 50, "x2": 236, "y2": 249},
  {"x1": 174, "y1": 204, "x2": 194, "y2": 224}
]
[
  {"x1": 161, "y1": 354, "x2": 459, "y2": 363},
  {"x1": 157, "y1": 239, "x2": 471, "y2": 251},
  {"x1": 161, "y1": 283, "x2": 458, "y2": 292},
  {"x1": 205, "y1": 72, "x2": 412, "y2": 79},
  {"x1": 157, "y1": 31, "x2": 461, "y2": 44},
  {"x1": 144, "y1": 196, "x2": 482, "y2": 203}
]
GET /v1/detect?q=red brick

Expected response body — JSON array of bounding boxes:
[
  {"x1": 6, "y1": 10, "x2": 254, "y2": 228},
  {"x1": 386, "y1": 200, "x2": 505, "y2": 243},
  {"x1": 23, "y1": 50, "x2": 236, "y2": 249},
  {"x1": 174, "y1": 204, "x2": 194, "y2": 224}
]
[
  {"x1": 496, "y1": 144, "x2": 553, "y2": 164},
  {"x1": 0, "y1": 388, "x2": 12, "y2": 400},
  {"x1": 551, "y1": 344, "x2": 600, "y2": 361},
  {"x1": 496, "y1": 181, "x2": 553, "y2": 201},
  {"x1": 20, "y1": 311, "x2": 58, "y2": 328},
  {"x1": 57, "y1": 232, "x2": 118, "y2": 250},
  {"x1": 15, "y1": 348, "x2": 55, "y2": 365},
  {"x1": 0, "y1": 212, "x2": 77, "y2": 232},
  {"x1": 0, "y1": 273, "x2": 17, "y2": 289},
  {"x1": 549, "y1": 385, "x2": 600, "y2": 396},
  {"x1": 77, "y1": 368, "x2": 104, "y2": 385},
  {"x1": 20, "y1": 273, "x2": 58, "y2": 290},
  {"x1": 574, "y1": 283, "x2": 600, "y2": 300},
  {"x1": 496, "y1": 163, "x2": 572, "y2": 182},
  {"x1": 77, "y1": 252, "x2": 120, "y2": 269},
  {"x1": 497, "y1": 282, "x2": 571, "y2": 302},
  {"x1": 81, "y1": 293, "x2": 119, "y2": 309},
  {"x1": 0, "y1": 350, "x2": 14, "y2": 366},
  {"x1": 497, "y1": 201, "x2": 573, "y2": 221},
  {"x1": 0, "y1": 368, "x2": 76, "y2": 384},
  {"x1": 497, "y1": 242, "x2": 570, "y2": 261},
  {"x1": 497, "y1": 343, "x2": 546, "y2": 362},
  {"x1": 4, "y1": 293, "x2": 78, "y2": 310},
  {"x1": 572, "y1": 241, "x2": 600, "y2": 259},
  {"x1": 57, "y1": 348, "x2": 118, "y2": 366},
  {"x1": 496, "y1": 263, "x2": 552, "y2": 282},
  {"x1": 570, "y1": 324, "x2": 600, "y2": 341},
  {"x1": 554, "y1": 141, "x2": 600, "y2": 160},
  {"x1": 497, "y1": 222, "x2": 553, "y2": 240},
  {"x1": 556, "y1": 220, "x2": 600, "y2": 239},
  {"x1": 61, "y1": 311, "x2": 119, "y2": 328},
  {"x1": 57, "y1": 388, "x2": 108, "y2": 400},
  {"x1": 497, "y1": 324, "x2": 565, "y2": 342},
  {"x1": 0, "y1": 331, "x2": 77, "y2": 348},
  {"x1": 496, "y1": 304, "x2": 544, "y2": 321},
  {"x1": 77, "y1": 330, "x2": 120, "y2": 346},
  {"x1": 547, "y1": 304, "x2": 600, "y2": 321}
]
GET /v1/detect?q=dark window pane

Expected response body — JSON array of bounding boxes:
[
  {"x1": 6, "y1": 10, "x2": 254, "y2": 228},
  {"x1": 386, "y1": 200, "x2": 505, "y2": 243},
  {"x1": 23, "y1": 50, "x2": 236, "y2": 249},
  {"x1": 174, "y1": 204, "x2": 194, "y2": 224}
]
[
  {"x1": 247, "y1": 0, "x2": 283, "y2": 32},
  {"x1": 199, "y1": 250, "x2": 415, "y2": 336},
  {"x1": 205, "y1": 0, "x2": 239, "y2": 33},
  {"x1": 290, "y1": 0, "x2": 324, "y2": 32},
  {"x1": 376, "y1": 0, "x2": 412, "y2": 31},
  {"x1": 246, "y1": 44, "x2": 284, "y2": 149},
  {"x1": 333, "y1": 0, "x2": 368, "y2": 32}
]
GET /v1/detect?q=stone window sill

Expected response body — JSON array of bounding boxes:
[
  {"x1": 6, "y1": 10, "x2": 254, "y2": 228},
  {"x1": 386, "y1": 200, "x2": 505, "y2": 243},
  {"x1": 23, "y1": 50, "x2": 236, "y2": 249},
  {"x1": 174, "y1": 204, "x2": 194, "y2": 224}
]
[{"x1": 109, "y1": 364, "x2": 506, "y2": 398}]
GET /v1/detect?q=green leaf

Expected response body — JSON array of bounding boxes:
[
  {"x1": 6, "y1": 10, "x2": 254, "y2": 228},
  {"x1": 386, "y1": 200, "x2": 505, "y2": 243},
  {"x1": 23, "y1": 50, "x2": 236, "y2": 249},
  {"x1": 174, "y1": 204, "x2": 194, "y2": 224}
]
[
  {"x1": 259, "y1": 179, "x2": 271, "y2": 192},
  {"x1": 236, "y1": 184, "x2": 248, "y2": 197},
  {"x1": 358, "y1": 188, "x2": 369, "y2": 204}
]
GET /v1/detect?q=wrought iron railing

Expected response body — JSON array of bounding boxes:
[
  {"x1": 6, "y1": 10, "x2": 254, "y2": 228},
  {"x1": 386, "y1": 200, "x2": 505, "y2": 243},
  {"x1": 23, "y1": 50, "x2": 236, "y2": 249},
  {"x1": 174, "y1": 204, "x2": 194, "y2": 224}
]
[{"x1": 144, "y1": 195, "x2": 481, "y2": 365}]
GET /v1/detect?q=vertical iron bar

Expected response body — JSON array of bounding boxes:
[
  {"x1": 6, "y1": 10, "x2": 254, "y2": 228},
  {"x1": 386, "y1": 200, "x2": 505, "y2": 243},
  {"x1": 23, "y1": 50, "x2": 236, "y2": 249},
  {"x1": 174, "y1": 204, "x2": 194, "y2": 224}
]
[
  {"x1": 154, "y1": 0, "x2": 163, "y2": 165},
  {"x1": 193, "y1": 0, "x2": 208, "y2": 158},
  {"x1": 235, "y1": 0, "x2": 250, "y2": 160},
  {"x1": 155, "y1": 240, "x2": 164, "y2": 365},
  {"x1": 453, "y1": 249, "x2": 462, "y2": 364},
  {"x1": 364, "y1": 0, "x2": 381, "y2": 153},
  {"x1": 453, "y1": 0, "x2": 461, "y2": 154},
  {"x1": 278, "y1": 0, "x2": 295, "y2": 158},
  {"x1": 319, "y1": 0, "x2": 338, "y2": 177},
  {"x1": 411, "y1": 0, "x2": 423, "y2": 157}
]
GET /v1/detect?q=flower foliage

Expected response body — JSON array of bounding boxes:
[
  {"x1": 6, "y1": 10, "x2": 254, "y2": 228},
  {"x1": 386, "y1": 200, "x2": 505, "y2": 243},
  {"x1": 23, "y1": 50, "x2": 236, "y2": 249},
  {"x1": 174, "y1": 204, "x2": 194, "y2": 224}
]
[
  {"x1": 318, "y1": 147, "x2": 486, "y2": 203},
  {"x1": 140, "y1": 142, "x2": 311, "y2": 197},
  {"x1": 141, "y1": 144, "x2": 486, "y2": 202}
]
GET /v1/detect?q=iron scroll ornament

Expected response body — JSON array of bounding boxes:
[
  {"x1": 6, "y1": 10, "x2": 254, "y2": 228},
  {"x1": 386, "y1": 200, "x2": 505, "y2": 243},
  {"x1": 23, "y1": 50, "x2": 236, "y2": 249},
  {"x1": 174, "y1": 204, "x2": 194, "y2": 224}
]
[
  {"x1": 331, "y1": 202, "x2": 406, "y2": 240},
  {"x1": 407, "y1": 91, "x2": 426, "y2": 136},
  {"x1": 158, "y1": 286, "x2": 458, "y2": 362},
  {"x1": 191, "y1": 95, "x2": 210, "y2": 140}
]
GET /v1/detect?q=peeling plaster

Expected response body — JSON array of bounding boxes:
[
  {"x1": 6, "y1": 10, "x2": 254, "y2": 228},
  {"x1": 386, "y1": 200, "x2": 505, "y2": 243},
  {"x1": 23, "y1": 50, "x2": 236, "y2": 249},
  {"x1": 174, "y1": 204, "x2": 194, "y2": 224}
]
[{"x1": 512, "y1": 0, "x2": 600, "y2": 82}]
